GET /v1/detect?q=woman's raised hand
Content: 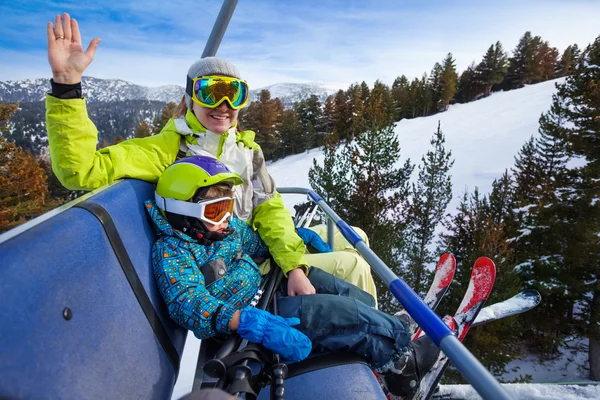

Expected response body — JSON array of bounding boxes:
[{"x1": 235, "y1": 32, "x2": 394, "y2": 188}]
[{"x1": 47, "y1": 13, "x2": 101, "y2": 84}]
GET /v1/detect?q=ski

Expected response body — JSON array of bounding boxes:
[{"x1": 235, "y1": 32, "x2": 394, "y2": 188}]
[
  {"x1": 472, "y1": 289, "x2": 541, "y2": 328},
  {"x1": 413, "y1": 289, "x2": 542, "y2": 339},
  {"x1": 411, "y1": 257, "x2": 496, "y2": 400},
  {"x1": 394, "y1": 253, "x2": 456, "y2": 337},
  {"x1": 422, "y1": 254, "x2": 457, "y2": 312}
]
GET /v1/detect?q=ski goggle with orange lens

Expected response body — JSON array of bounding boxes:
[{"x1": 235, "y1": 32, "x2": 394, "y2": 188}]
[
  {"x1": 186, "y1": 75, "x2": 250, "y2": 110},
  {"x1": 155, "y1": 194, "x2": 235, "y2": 225}
]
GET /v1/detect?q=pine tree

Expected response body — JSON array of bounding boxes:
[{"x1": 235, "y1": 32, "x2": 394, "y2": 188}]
[
  {"x1": 278, "y1": 108, "x2": 303, "y2": 158},
  {"x1": 346, "y1": 83, "x2": 366, "y2": 138},
  {"x1": 477, "y1": 42, "x2": 508, "y2": 95},
  {"x1": 308, "y1": 133, "x2": 348, "y2": 214},
  {"x1": 439, "y1": 189, "x2": 488, "y2": 317},
  {"x1": 322, "y1": 95, "x2": 335, "y2": 134},
  {"x1": 504, "y1": 31, "x2": 539, "y2": 89},
  {"x1": 360, "y1": 81, "x2": 371, "y2": 104},
  {"x1": 456, "y1": 62, "x2": 483, "y2": 103},
  {"x1": 428, "y1": 63, "x2": 443, "y2": 113},
  {"x1": 439, "y1": 184, "x2": 522, "y2": 380},
  {"x1": 504, "y1": 32, "x2": 557, "y2": 89},
  {"x1": 0, "y1": 103, "x2": 18, "y2": 130},
  {"x1": 0, "y1": 136, "x2": 51, "y2": 232},
  {"x1": 295, "y1": 95, "x2": 324, "y2": 149},
  {"x1": 536, "y1": 42, "x2": 559, "y2": 82},
  {"x1": 332, "y1": 89, "x2": 351, "y2": 140},
  {"x1": 439, "y1": 53, "x2": 459, "y2": 111},
  {"x1": 364, "y1": 80, "x2": 394, "y2": 132},
  {"x1": 309, "y1": 122, "x2": 414, "y2": 312},
  {"x1": 403, "y1": 122, "x2": 454, "y2": 295},
  {"x1": 135, "y1": 120, "x2": 152, "y2": 138},
  {"x1": 408, "y1": 78, "x2": 422, "y2": 118},
  {"x1": 511, "y1": 136, "x2": 542, "y2": 206},
  {"x1": 556, "y1": 44, "x2": 582, "y2": 77},
  {"x1": 151, "y1": 102, "x2": 177, "y2": 135},
  {"x1": 551, "y1": 37, "x2": 600, "y2": 379},
  {"x1": 244, "y1": 90, "x2": 283, "y2": 160},
  {"x1": 392, "y1": 75, "x2": 410, "y2": 120}
]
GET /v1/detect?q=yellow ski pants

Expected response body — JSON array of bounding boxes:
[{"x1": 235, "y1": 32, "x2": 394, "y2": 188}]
[{"x1": 262, "y1": 224, "x2": 377, "y2": 305}]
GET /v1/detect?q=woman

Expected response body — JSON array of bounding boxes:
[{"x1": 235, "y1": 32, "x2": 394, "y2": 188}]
[{"x1": 45, "y1": 12, "x2": 376, "y2": 300}]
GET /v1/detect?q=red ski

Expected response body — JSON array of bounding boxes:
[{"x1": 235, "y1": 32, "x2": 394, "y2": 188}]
[
  {"x1": 411, "y1": 257, "x2": 496, "y2": 400},
  {"x1": 394, "y1": 254, "x2": 456, "y2": 337}
]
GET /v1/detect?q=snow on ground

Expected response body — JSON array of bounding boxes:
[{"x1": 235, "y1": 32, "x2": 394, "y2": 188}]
[
  {"x1": 172, "y1": 79, "x2": 584, "y2": 399},
  {"x1": 503, "y1": 336, "x2": 591, "y2": 383},
  {"x1": 437, "y1": 383, "x2": 600, "y2": 400}
]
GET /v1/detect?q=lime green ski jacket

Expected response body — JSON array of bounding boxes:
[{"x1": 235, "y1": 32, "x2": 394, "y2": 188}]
[{"x1": 46, "y1": 95, "x2": 308, "y2": 275}]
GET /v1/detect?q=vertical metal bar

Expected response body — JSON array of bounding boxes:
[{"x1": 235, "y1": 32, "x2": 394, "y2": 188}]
[
  {"x1": 201, "y1": 0, "x2": 239, "y2": 58},
  {"x1": 326, "y1": 217, "x2": 335, "y2": 249}
]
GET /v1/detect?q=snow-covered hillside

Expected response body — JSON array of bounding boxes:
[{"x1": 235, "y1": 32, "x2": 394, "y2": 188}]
[{"x1": 269, "y1": 78, "x2": 566, "y2": 214}]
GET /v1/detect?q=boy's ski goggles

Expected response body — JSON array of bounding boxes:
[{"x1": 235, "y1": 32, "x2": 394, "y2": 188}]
[
  {"x1": 155, "y1": 194, "x2": 235, "y2": 225},
  {"x1": 186, "y1": 75, "x2": 250, "y2": 110}
]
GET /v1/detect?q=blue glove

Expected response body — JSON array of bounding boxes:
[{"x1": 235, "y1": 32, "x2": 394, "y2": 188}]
[
  {"x1": 296, "y1": 227, "x2": 333, "y2": 253},
  {"x1": 237, "y1": 306, "x2": 312, "y2": 362}
]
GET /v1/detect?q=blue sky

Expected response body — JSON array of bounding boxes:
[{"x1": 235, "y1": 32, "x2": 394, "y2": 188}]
[{"x1": 1, "y1": 0, "x2": 599, "y2": 90}]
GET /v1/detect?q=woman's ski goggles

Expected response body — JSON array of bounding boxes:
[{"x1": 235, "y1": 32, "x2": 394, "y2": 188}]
[
  {"x1": 186, "y1": 76, "x2": 250, "y2": 110},
  {"x1": 155, "y1": 194, "x2": 235, "y2": 225}
]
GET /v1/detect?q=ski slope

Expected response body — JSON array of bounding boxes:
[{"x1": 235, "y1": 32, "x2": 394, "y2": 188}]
[
  {"x1": 172, "y1": 78, "x2": 597, "y2": 399},
  {"x1": 269, "y1": 78, "x2": 565, "y2": 214}
]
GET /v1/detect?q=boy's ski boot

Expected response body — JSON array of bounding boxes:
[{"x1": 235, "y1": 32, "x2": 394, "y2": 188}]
[{"x1": 381, "y1": 334, "x2": 440, "y2": 397}]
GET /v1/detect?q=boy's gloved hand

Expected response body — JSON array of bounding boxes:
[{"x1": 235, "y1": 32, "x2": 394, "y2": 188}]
[
  {"x1": 237, "y1": 306, "x2": 312, "y2": 362},
  {"x1": 296, "y1": 227, "x2": 333, "y2": 253}
]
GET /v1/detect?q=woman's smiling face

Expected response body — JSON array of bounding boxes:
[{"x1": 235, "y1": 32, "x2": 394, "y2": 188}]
[{"x1": 193, "y1": 101, "x2": 239, "y2": 134}]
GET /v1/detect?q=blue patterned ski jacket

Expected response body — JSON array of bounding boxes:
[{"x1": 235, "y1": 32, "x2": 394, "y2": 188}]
[{"x1": 145, "y1": 200, "x2": 269, "y2": 339}]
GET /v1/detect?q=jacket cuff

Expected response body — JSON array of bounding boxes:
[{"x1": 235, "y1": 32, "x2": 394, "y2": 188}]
[
  {"x1": 49, "y1": 79, "x2": 82, "y2": 99},
  {"x1": 282, "y1": 263, "x2": 310, "y2": 277},
  {"x1": 215, "y1": 304, "x2": 237, "y2": 335}
]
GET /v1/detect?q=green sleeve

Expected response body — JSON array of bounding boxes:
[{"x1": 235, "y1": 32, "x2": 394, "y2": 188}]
[
  {"x1": 46, "y1": 95, "x2": 181, "y2": 190},
  {"x1": 251, "y1": 192, "x2": 308, "y2": 276}
]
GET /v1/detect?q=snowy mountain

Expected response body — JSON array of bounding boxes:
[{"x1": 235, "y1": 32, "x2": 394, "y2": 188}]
[
  {"x1": 0, "y1": 77, "x2": 184, "y2": 104},
  {"x1": 0, "y1": 77, "x2": 336, "y2": 106},
  {"x1": 249, "y1": 82, "x2": 339, "y2": 107},
  {"x1": 1, "y1": 77, "x2": 337, "y2": 156}
]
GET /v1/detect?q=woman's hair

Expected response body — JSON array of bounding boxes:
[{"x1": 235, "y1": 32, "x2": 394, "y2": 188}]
[{"x1": 174, "y1": 95, "x2": 187, "y2": 117}]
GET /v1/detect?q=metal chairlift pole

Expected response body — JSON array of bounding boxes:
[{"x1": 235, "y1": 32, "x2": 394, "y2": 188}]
[
  {"x1": 201, "y1": 0, "x2": 239, "y2": 58},
  {"x1": 278, "y1": 187, "x2": 513, "y2": 400}
]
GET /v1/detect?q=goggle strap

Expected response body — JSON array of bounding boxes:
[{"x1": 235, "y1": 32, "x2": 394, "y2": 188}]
[
  {"x1": 155, "y1": 193, "x2": 201, "y2": 219},
  {"x1": 185, "y1": 76, "x2": 194, "y2": 97}
]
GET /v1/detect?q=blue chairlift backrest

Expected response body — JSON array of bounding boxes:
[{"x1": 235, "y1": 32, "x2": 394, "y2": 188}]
[{"x1": 0, "y1": 179, "x2": 188, "y2": 400}]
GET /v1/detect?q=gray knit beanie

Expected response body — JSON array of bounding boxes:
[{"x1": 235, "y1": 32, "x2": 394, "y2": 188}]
[{"x1": 185, "y1": 57, "x2": 242, "y2": 109}]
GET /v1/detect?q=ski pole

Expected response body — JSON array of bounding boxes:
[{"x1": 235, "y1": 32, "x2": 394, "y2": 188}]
[{"x1": 278, "y1": 187, "x2": 513, "y2": 400}]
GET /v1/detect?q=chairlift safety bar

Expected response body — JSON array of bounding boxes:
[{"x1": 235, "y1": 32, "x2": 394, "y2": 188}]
[{"x1": 278, "y1": 187, "x2": 513, "y2": 400}]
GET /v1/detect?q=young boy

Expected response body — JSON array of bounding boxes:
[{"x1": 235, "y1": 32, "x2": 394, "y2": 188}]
[{"x1": 147, "y1": 155, "x2": 439, "y2": 397}]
